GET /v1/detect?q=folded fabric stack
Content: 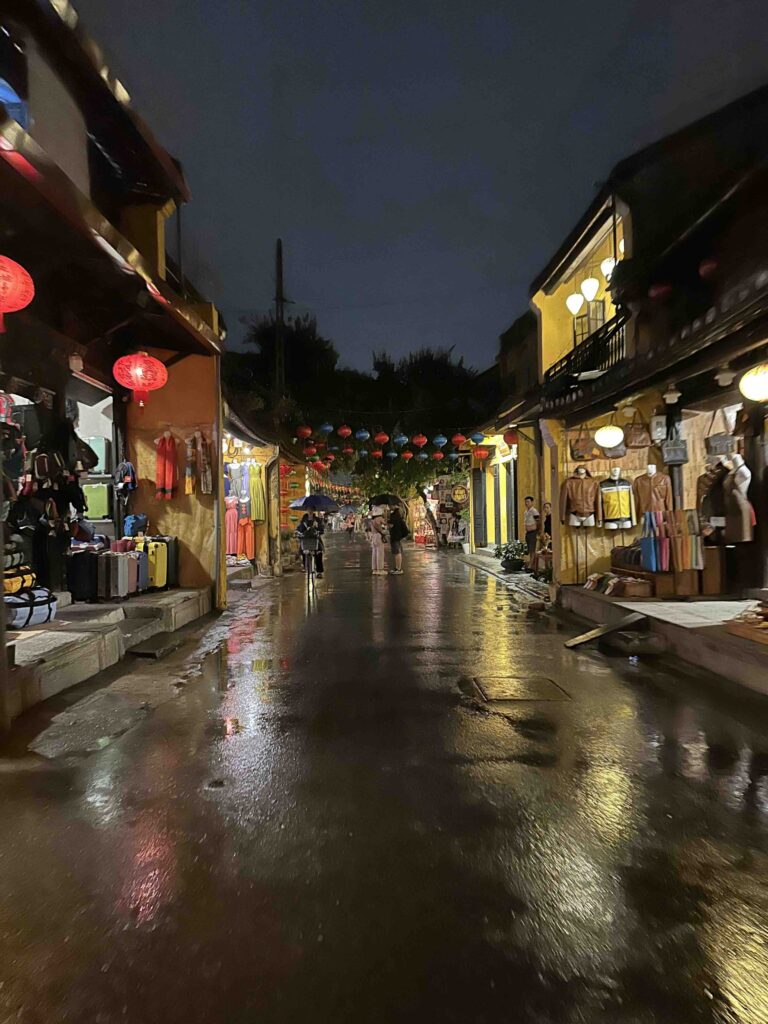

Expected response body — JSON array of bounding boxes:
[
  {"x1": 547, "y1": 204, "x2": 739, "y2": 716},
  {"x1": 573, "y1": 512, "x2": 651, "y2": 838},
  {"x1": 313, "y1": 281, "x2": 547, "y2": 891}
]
[{"x1": 640, "y1": 510, "x2": 704, "y2": 573}]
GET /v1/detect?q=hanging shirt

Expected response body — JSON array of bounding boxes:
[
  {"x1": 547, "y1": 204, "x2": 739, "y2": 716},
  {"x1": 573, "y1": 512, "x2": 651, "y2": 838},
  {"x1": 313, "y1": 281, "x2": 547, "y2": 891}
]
[{"x1": 599, "y1": 478, "x2": 634, "y2": 524}]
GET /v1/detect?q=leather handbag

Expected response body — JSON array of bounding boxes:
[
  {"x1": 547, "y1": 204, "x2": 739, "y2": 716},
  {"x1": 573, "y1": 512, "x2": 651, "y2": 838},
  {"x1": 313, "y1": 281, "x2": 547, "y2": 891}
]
[
  {"x1": 625, "y1": 411, "x2": 652, "y2": 449},
  {"x1": 603, "y1": 439, "x2": 627, "y2": 459},
  {"x1": 661, "y1": 428, "x2": 688, "y2": 465},
  {"x1": 705, "y1": 410, "x2": 735, "y2": 456},
  {"x1": 569, "y1": 427, "x2": 600, "y2": 462}
]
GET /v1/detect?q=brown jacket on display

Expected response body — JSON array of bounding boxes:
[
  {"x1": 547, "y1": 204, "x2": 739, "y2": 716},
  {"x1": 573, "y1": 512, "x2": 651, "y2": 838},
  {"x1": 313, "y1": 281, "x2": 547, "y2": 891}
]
[
  {"x1": 632, "y1": 472, "x2": 673, "y2": 514},
  {"x1": 559, "y1": 475, "x2": 602, "y2": 523}
]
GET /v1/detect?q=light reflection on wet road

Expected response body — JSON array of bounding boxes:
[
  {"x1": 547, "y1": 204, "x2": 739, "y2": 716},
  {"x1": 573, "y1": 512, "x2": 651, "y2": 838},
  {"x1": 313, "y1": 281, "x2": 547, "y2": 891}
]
[{"x1": 1, "y1": 536, "x2": 768, "y2": 1023}]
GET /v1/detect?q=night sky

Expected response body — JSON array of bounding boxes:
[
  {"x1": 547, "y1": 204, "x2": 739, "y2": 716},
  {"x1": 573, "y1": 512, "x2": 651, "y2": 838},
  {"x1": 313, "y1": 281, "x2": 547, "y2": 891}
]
[{"x1": 75, "y1": 0, "x2": 768, "y2": 371}]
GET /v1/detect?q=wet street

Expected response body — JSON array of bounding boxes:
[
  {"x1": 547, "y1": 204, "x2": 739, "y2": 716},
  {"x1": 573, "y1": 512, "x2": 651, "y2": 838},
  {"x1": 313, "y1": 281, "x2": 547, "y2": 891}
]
[{"x1": 2, "y1": 536, "x2": 768, "y2": 1024}]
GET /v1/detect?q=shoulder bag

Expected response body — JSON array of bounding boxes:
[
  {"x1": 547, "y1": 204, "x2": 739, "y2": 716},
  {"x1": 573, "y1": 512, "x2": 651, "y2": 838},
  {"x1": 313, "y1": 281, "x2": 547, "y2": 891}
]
[
  {"x1": 625, "y1": 410, "x2": 652, "y2": 449},
  {"x1": 569, "y1": 426, "x2": 600, "y2": 462}
]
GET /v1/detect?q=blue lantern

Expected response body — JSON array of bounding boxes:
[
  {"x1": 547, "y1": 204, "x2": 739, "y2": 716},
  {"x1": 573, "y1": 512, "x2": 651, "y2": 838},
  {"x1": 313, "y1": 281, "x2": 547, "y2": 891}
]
[
  {"x1": 358, "y1": 449, "x2": 368, "y2": 457},
  {"x1": 433, "y1": 434, "x2": 447, "y2": 448},
  {"x1": 319, "y1": 422, "x2": 334, "y2": 434},
  {"x1": 417, "y1": 451, "x2": 429, "y2": 461},
  {"x1": 386, "y1": 450, "x2": 398, "y2": 459},
  {"x1": 470, "y1": 431, "x2": 485, "y2": 444},
  {"x1": 329, "y1": 445, "x2": 339, "y2": 452},
  {"x1": 448, "y1": 451, "x2": 459, "y2": 460},
  {"x1": 355, "y1": 429, "x2": 370, "y2": 442},
  {"x1": 393, "y1": 433, "x2": 408, "y2": 447}
]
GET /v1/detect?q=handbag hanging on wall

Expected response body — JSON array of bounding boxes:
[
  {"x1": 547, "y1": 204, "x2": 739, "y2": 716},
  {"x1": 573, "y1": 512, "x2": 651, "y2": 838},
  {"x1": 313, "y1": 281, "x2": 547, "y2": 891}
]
[
  {"x1": 661, "y1": 427, "x2": 689, "y2": 466},
  {"x1": 625, "y1": 410, "x2": 652, "y2": 449},
  {"x1": 569, "y1": 426, "x2": 600, "y2": 462},
  {"x1": 705, "y1": 409, "x2": 736, "y2": 456}
]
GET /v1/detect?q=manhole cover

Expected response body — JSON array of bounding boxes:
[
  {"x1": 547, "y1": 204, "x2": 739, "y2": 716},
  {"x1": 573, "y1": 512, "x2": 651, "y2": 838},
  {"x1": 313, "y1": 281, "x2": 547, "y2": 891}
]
[{"x1": 472, "y1": 676, "x2": 570, "y2": 701}]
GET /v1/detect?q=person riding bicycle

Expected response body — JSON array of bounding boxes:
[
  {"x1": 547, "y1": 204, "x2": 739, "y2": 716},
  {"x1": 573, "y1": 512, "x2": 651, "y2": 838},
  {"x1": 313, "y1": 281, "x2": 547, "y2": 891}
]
[{"x1": 296, "y1": 512, "x2": 325, "y2": 577}]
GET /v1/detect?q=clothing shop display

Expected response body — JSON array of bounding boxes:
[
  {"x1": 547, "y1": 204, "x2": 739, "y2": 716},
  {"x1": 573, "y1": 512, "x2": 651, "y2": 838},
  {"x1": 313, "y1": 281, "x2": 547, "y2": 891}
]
[
  {"x1": 225, "y1": 496, "x2": 239, "y2": 556},
  {"x1": 237, "y1": 515, "x2": 255, "y2": 561},
  {"x1": 185, "y1": 432, "x2": 213, "y2": 496},
  {"x1": 559, "y1": 473, "x2": 601, "y2": 524},
  {"x1": 632, "y1": 471, "x2": 673, "y2": 515},
  {"x1": 155, "y1": 433, "x2": 178, "y2": 500},
  {"x1": 599, "y1": 477, "x2": 635, "y2": 529},
  {"x1": 697, "y1": 462, "x2": 728, "y2": 527},
  {"x1": 724, "y1": 460, "x2": 755, "y2": 543},
  {"x1": 640, "y1": 511, "x2": 704, "y2": 574},
  {"x1": 249, "y1": 463, "x2": 267, "y2": 521}
]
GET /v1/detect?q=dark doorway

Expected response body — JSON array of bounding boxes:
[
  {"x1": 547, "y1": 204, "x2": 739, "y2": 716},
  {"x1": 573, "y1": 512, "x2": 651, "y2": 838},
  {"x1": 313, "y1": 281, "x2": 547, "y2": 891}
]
[
  {"x1": 505, "y1": 461, "x2": 517, "y2": 541},
  {"x1": 492, "y1": 464, "x2": 501, "y2": 545},
  {"x1": 472, "y1": 468, "x2": 487, "y2": 548}
]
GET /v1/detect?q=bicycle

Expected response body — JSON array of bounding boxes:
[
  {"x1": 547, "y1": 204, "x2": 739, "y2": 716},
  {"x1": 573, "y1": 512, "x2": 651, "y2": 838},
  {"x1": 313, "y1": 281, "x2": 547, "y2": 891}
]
[{"x1": 299, "y1": 535, "x2": 321, "y2": 588}]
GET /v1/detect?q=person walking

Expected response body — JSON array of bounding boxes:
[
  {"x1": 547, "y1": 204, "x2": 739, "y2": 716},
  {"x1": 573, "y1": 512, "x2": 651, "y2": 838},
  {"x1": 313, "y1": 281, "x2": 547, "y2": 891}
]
[
  {"x1": 370, "y1": 505, "x2": 388, "y2": 575},
  {"x1": 523, "y1": 495, "x2": 540, "y2": 562},
  {"x1": 296, "y1": 512, "x2": 325, "y2": 577},
  {"x1": 388, "y1": 507, "x2": 409, "y2": 574}
]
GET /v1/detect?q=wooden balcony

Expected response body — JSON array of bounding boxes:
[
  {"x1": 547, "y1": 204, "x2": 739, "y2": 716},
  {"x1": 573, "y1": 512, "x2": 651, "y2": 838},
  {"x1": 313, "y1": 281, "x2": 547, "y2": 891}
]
[{"x1": 543, "y1": 310, "x2": 630, "y2": 390}]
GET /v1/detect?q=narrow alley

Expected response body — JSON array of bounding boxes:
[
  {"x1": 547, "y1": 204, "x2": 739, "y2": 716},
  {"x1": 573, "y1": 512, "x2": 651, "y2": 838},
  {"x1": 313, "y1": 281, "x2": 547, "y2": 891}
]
[{"x1": 1, "y1": 537, "x2": 767, "y2": 1024}]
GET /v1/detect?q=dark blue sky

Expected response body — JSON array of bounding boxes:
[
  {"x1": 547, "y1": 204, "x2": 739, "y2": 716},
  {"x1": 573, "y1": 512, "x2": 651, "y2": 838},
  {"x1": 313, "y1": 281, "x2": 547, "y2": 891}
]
[{"x1": 76, "y1": 0, "x2": 768, "y2": 370}]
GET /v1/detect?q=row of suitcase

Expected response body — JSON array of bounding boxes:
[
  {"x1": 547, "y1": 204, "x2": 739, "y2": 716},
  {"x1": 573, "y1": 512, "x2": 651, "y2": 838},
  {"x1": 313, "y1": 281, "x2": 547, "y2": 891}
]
[{"x1": 67, "y1": 536, "x2": 179, "y2": 602}]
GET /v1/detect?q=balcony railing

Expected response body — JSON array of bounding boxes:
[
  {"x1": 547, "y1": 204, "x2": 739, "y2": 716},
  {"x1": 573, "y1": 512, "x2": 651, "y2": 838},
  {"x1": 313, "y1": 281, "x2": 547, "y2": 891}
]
[{"x1": 544, "y1": 309, "x2": 629, "y2": 386}]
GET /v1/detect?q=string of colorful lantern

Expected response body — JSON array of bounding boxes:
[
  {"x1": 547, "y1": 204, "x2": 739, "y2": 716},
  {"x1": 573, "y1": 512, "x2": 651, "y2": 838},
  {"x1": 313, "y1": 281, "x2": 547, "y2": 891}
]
[{"x1": 295, "y1": 423, "x2": 492, "y2": 466}]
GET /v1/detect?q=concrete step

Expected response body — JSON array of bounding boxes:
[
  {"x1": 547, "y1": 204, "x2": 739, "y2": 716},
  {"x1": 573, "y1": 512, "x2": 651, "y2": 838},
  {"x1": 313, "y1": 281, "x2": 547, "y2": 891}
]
[
  {"x1": 118, "y1": 616, "x2": 164, "y2": 650},
  {"x1": 122, "y1": 588, "x2": 212, "y2": 631},
  {"x1": 227, "y1": 564, "x2": 254, "y2": 582},
  {"x1": 58, "y1": 604, "x2": 126, "y2": 626}
]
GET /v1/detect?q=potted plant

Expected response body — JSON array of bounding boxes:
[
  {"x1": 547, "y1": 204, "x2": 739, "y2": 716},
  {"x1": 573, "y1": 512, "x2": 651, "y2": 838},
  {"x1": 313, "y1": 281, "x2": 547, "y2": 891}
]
[
  {"x1": 495, "y1": 540, "x2": 527, "y2": 572},
  {"x1": 458, "y1": 507, "x2": 471, "y2": 554}
]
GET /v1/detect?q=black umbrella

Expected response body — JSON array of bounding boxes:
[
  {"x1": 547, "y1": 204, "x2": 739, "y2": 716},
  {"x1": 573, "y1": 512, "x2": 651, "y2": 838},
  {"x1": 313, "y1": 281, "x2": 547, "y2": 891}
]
[
  {"x1": 289, "y1": 494, "x2": 340, "y2": 512},
  {"x1": 369, "y1": 493, "x2": 403, "y2": 507}
]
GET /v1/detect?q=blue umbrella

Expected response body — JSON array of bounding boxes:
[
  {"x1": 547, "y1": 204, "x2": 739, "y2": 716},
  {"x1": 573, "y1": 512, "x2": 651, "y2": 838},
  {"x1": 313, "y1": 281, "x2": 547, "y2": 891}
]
[{"x1": 289, "y1": 494, "x2": 340, "y2": 512}]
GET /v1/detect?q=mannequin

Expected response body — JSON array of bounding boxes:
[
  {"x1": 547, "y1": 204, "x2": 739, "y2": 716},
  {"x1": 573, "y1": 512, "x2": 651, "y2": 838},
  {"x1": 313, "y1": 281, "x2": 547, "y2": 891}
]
[
  {"x1": 600, "y1": 467, "x2": 635, "y2": 529},
  {"x1": 632, "y1": 463, "x2": 673, "y2": 515},
  {"x1": 560, "y1": 466, "x2": 601, "y2": 527},
  {"x1": 724, "y1": 454, "x2": 754, "y2": 543}
]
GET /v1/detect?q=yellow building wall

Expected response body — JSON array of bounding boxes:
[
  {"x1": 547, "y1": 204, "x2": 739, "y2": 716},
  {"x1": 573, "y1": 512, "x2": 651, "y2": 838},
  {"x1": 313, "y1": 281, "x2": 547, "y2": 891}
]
[
  {"x1": 126, "y1": 349, "x2": 223, "y2": 602},
  {"x1": 515, "y1": 429, "x2": 540, "y2": 534}
]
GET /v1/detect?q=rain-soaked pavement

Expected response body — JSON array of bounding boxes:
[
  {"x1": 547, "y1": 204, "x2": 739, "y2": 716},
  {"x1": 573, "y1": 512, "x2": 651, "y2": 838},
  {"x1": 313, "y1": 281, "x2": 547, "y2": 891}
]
[{"x1": 2, "y1": 536, "x2": 768, "y2": 1023}]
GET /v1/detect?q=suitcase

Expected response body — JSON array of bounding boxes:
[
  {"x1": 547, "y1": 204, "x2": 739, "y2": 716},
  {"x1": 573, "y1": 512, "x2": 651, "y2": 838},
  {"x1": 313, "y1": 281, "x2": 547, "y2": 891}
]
[
  {"x1": 134, "y1": 549, "x2": 149, "y2": 592},
  {"x1": 147, "y1": 535, "x2": 179, "y2": 587},
  {"x1": 98, "y1": 552, "x2": 129, "y2": 599},
  {"x1": 83, "y1": 482, "x2": 112, "y2": 519},
  {"x1": 85, "y1": 436, "x2": 112, "y2": 474},
  {"x1": 5, "y1": 587, "x2": 57, "y2": 629},
  {"x1": 110, "y1": 538, "x2": 136, "y2": 553},
  {"x1": 67, "y1": 550, "x2": 100, "y2": 602},
  {"x1": 126, "y1": 552, "x2": 139, "y2": 594},
  {"x1": 135, "y1": 539, "x2": 167, "y2": 589}
]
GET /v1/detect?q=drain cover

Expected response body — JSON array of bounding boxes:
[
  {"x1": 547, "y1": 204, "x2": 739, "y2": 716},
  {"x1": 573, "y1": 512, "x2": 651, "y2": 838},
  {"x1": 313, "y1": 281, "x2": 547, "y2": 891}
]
[{"x1": 473, "y1": 676, "x2": 570, "y2": 701}]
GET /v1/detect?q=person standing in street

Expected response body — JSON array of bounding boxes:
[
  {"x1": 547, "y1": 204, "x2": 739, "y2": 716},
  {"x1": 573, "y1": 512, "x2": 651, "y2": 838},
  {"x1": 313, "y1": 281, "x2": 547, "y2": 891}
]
[
  {"x1": 370, "y1": 505, "x2": 388, "y2": 575},
  {"x1": 523, "y1": 495, "x2": 540, "y2": 562},
  {"x1": 388, "y1": 507, "x2": 409, "y2": 574},
  {"x1": 542, "y1": 501, "x2": 552, "y2": 539}
]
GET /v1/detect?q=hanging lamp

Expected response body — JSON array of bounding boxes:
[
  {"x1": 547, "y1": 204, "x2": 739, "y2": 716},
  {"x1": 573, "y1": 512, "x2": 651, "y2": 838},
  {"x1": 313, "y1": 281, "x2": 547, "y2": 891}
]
[
  {"x1": 0, "y1": 256, "x2": 34, "y2": 333},
  {"x1": 112, "y1": 351, "x2": 168, "y2": 407}
]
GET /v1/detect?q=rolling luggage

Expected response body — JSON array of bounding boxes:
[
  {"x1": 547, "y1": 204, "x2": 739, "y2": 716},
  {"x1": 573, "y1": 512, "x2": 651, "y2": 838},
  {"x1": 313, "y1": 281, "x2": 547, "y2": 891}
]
[
  {"x1": 5, "y1": 587, "x2": 57, "y2": 629},
  {"x1": 66, "y1": 550, "x2": 100, "y2": 602},
  {"x1": 126, "y1": 552, "x2": 139, "y2": 594},
  {"x1": 148, "y1": 535, "x2": 179, "y2": 587},
  {"x1": 135, "y1": 539, "x2": 167, "y2": 589},
  {"x1": 97, "y1": 552, "x2": 129, "y2": 599},
  {"x1": 134, "y1": 549, "x2": 150, "y2": 592},
  {"x1": 83, "y1": 482, "x2": 112, "y2": 519},
  {"x1": 110, "y1": 538, "x2": 136, "y2": 553}
]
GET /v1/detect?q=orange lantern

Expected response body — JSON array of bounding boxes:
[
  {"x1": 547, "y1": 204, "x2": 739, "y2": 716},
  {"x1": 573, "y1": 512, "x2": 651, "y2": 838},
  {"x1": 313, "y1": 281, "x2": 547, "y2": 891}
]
[
  {"x1": 0, "y1": 256, "x2": 34, "y2": 333},
  {"x1": 113, "y1": 351, "x2": 168, "y2": 407},
  {"x1": 474, "y1": 447, "x2": 490, "y2": 460}
]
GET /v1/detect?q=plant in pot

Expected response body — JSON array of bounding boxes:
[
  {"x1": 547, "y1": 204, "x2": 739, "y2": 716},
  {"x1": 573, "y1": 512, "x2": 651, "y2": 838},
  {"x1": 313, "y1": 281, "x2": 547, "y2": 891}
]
[
  {"x1": 459, "y1": 507, "x2": 471, "y2": 554},
  {"x1": 495, "y1": 540, "x2": 528, "y2": 572}
]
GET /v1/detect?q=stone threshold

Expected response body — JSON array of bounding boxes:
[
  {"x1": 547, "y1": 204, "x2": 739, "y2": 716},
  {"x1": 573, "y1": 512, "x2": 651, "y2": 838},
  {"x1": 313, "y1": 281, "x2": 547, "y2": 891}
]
[{"x1": 457, "y1": 551, "x2": 550, "y2": 605}]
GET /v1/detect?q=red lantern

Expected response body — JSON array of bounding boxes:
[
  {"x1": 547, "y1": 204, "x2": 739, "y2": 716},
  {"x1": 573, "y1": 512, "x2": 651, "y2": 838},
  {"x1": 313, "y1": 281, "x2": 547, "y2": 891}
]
[
  {"x1": 337, "y1": 424, "x2": 352, "y2": 438},
  {"x1": 0, "y1": 256, "x2": 34, "y2": 333},
  {"x1": 412, "y1": 433, "x2": 427, "y2": 448},
  {"x1": 699, "y1": 259, "x2": 718, "y2": 279},
  {"x1": 401, "y1": 451, "x2": 413, "y2": 461},
  {"x1": 648, "y1": 283, "x2": 672, "y2": 300},
  {"x1": 372, "y1": 449, "x2": 384, "y2": 459},
  {"x1": 312, "y1": 460, "x2": 327, "y2": 471},
  {"x1": 451, "y1": 432, "x2": 466, "y2": 447},
  {"x1": 374, "y1": 431, "x2": 389, "y2": 445},
  {"x1": 432, "y1": 451, "x2": 444, "y2": 460},
  {"x1": 474, "y1": 447, "x2": 490, "y2": 460},
  {"x1": 326, "y1": 453, "x2": 335, "y2": 463},
  {"x1": 303, "y1": 445, "x2": 317, "y2": 456},
  {"x1": 503, "y1": 429, "x2": 518, "y2": 446},
  {"x1": 113, "y1": 351, "x2": 168, "y2": 407},
  {"x1": 342, "y1": 446, "x2": 354, "y2": 456},
  {"x1": 297, "y1": 425, "x2": 312, "y2": 439}
]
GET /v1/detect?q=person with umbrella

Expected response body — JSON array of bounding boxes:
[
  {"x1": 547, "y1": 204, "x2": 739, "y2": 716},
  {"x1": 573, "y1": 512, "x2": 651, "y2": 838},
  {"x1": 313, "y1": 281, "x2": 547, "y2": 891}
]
[
  {"x1": 296, "y1": 512, "x2": 325, "y2": 577},
  {"x1": 370, "y1": 504, "x2": 388, "y2": 576}
]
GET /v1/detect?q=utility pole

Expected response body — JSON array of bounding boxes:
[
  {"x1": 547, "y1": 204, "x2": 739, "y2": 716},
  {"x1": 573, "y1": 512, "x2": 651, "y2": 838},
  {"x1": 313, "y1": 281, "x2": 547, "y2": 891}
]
[{"x1": 274, "y1": 238, "x2": 286, "y2": 402}]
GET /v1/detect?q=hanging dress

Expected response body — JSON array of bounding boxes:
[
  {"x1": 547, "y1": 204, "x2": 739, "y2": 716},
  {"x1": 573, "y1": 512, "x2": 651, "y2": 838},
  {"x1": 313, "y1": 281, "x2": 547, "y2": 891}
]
[
  {"x1": 249, "y1": 463, "x2": 267, "y2": 522},
  {"x1": 155, "y1": 435, "x2": 178, "y2": 500},
  {"x1": 225, "y1": 496, "x2": 239, "y2": 555}
]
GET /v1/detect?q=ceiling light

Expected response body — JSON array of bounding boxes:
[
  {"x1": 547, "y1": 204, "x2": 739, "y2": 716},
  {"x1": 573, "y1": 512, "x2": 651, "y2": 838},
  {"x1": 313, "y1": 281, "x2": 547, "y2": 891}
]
[
  {"x1": 600, "y1": 257, "x2": 616, "y2": 280},
  {"x1": 594, "y1": 424, "x2": 625, "y2": 449},
  {"x1": 714, "y1": 365, "x2": 736, "y2": 388},
  {"x1": 580, "y1": 277, "x2": 599, "y2": 302},
  {"x1": 739, "y1": 363, "x2": 768, "y2": 403},
  {"x1": 566, "y1": 293, "x2": 584, "y2": 315},
  {"x1": 663, "y1": 384, "x2": 681, "y2": 405}
]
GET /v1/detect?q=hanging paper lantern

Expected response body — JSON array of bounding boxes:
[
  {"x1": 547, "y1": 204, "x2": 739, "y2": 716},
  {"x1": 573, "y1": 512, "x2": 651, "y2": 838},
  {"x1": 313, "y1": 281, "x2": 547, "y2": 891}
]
[
  {"x1": 451, "y1": 432, "x2": 466, "y2": 447},
  {"x1": 312, "y1": 459, "x2": 327, "y2": 471},
  {"x1": 303, "y1": 445, "x2": 317, "y2": 457},
  {"x1": 358, "y1": 449, "x2": 368, "y2": 458},
  {"x1": 337, "y1": 424, "x2": 352, "y2": 438},
  {"x1": 412, "y1": 433, "x2": 427, "y2": 448},
  {"x1": 373, "y1": 431, "x2": 389, "y2": 445},
  {"x1": 113, "y1": 351, "x2": 168, "y2": 407},
  {"x1": 448, "y1": 452, "x2": 459, "y2": 460},
  {"x1": 296, "y1": 425, "x2": 312, "y2": 439},
  {"x1": 433, "y1": 434, "x2": 447, "y2": 448},
  {"x1": 416, "y1": 451, "x2": 429, "y2": 461},
  {"x1": 372, "y1": 449, "x2": 384, "y2": 459},
  {"x1": 648, "y1": 283, "x2": 672, "y2": 300},
  {"x1": 503, "y1": 429, "x2": 518, "y2": 446},
  {"x1": 699, "y1": 258, "x2": 718, "y2": 280},
  {"x1": 325, "y1": 453, "x2": 335, "y2": 463},
  {"x1": 469, "y1": 431, "x2": 485, "y2": 444},
  {"x1": 401, "y1": 450, "x2": 413, "y2": 461},
  {"x1": 393, "y1": 433, "x2": 408, "y2": 447},
  {"x1": 319, "y1": 422, "x2": 334, "y2": 434},
  {"x1": 432, "y1": 451, "x2": 444, "y2": 460},
  {"x1": 386, "y1": 450, "x2": 398, "y2": 459},
  {"x1": 0, "y1": 256, "x2": 34, "y2": 333},
  {"x1": 474, "y1": 447, "x2": 490, "y2": 460},
  {"x1": 342, "y1": 446, "x2": 354, "y2": 456},
  {"x1": 355, "y1": 429, "x2": 370, "y2": 442}
]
